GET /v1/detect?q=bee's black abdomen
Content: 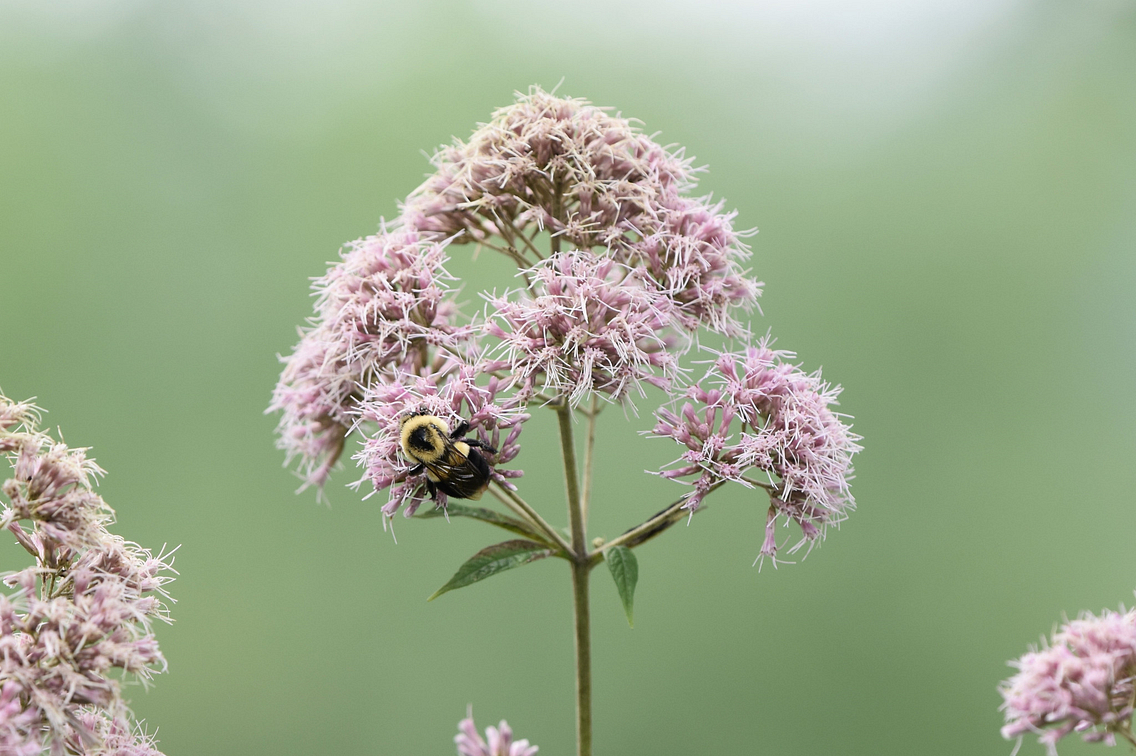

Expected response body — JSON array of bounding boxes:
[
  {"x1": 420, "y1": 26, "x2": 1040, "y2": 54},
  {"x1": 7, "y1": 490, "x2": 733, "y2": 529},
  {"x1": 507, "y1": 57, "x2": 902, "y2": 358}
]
[{"x1": 467, "y1": 448, "x2": 491, "y2": 479}]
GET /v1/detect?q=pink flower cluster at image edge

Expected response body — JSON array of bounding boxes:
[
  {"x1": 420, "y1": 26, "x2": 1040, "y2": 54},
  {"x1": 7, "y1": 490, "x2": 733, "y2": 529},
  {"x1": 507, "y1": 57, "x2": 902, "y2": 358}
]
[
  {"x1": 455, "y1": 712, "x2": 538, "y2": 756},
  {"x1": 1001, "y1": 606, "x2": 1136, "y2": 755},
  {"x1": 0, "y1": 393, "x2": 173, "y2": 756}
]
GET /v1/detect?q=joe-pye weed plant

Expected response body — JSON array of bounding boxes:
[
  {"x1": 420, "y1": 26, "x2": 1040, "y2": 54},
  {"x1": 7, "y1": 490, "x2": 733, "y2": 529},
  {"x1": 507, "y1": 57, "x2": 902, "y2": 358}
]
[
  {"x1": 0, "y1": 393, "x2": 176, "y2": 755},
  {"x1": 270, "y1": 88, "x2": 861, "y2": 755},
  {"x1": 1000, "y1": 598, "x2": 1136, "y2": 755}
]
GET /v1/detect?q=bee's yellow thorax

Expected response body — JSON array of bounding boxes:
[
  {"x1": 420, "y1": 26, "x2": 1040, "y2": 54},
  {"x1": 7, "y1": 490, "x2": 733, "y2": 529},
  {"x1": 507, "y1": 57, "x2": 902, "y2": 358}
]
[{"x1": 400, "y1": 414, "x2": 451, "y2": 464}]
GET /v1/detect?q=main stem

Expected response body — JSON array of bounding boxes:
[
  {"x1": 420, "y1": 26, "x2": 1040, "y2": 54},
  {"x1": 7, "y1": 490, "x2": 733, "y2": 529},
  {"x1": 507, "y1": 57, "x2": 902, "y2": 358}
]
[
  {"x1": 580, "y1": 395, "x2": 598, "y2": 529},
  {"x1": 557, "y1": 403, "x2": 591, "y2": 756},
  {"x1": 570, "y1": 556, "x2": 591, "y2": 756}
]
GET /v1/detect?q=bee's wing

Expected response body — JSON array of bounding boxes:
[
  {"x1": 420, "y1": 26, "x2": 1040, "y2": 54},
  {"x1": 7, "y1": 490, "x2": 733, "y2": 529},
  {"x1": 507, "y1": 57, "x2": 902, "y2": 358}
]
[{"x1": 424, "y1": 443, "x2": 488, "y2": 497}]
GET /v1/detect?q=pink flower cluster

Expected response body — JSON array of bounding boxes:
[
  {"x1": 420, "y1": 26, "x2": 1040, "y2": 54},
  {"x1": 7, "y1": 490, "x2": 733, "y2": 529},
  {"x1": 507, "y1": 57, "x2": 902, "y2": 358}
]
[
  {"x1": 403, "y1": 87, "x2": 760, "y2": 336},
  {"x1": 0, "y1": 393, "x2": 174, "y2": 756},
  {"x1": 75, "y1": 712, "x2": 163, "y2": 756},
  {"x1": 455, "y1": 712, "x2": 538, "y2": 756},
  {"x1": 270, "y1": 226, "x2": 466, "y2": 490},
  {"x1": 1001, "y1": 606, "x2": 1136, "y2": 754},
  {"x1": 653, "y1": 339, "x2": 860, "y2": 563},
  {"x1": 270, "y1": 88, "x2": 859, "y2": 559},
  {"x1": 486, "y1": 251, "x2": 682, "y2": 406},
  {"x1": 272, "y1": 88, "x2": 770, "y2": 511},
  {"x1": 353, "y1": 364, "x2": 527, "y2": 517}
]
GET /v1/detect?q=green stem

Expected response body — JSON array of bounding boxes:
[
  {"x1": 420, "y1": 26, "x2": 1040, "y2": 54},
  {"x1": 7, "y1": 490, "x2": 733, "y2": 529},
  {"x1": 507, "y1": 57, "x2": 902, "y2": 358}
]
[
  {"x1": 491, "y1": 482, "x2": 574, "y2": 556},
  {"x1": 571, "y1": 558, "x2": 592, "y2": 756},
  {"x1": 486, "y1": 483, "x2": 541, "y2": 527},
  {"x1": 587, "y1": 481, "x2": 730, "y2": 565},
  {"x1": 550, "y1": 180, "x2": 562, "y2": 256},
  {"x1": 556, "y1": 402, "x2": 591, "y2": 756},
  {"x1": 580, "y1": 395, "x2": 599, "y2": 529},
  {"x1": 556, "y1": 404, "x2": 586, "y2": 553}
]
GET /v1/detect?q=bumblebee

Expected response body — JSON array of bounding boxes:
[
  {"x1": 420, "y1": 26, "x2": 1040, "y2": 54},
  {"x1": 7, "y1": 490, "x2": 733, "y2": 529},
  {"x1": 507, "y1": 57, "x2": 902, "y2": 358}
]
[{"x1": 399, "y1": 411, "x2": 497, "y2": 501}]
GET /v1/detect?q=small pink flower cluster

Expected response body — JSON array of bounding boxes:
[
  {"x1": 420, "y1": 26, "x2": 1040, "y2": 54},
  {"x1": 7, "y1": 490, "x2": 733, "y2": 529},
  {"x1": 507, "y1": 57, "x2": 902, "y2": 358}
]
[
  {"x1": 455, "y1": 712, "x2": 538, "y2": 756},
  {"x1": 402, "y1": 88, "x2": 760, "y2": 335},
  {"x1": 353, "y1": 365, "x2": 527, "y2": 517},
  {"x1": 485, "y1": 251, "x2": 682, "y2": 406},
  {"x1": 269, "y1": 227, "x2": 466, "y2": 491},
  {"x1": 1001, "y1": 606, "x2": 1136, "y2": 754},
  {"x1": 0, "y1": 393, "x2": 173, "y2": 756},
  {"x1": 653, "y1": 339, "x2": 860, "y2": 563}
]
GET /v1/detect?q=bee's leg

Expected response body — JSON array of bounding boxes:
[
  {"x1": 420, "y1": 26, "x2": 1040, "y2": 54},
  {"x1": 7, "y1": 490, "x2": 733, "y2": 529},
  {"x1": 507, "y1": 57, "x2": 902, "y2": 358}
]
[
  {"x1": 425, "y1": 478, "x2": 437, "y2": 501},
  {"x1": 464, "y1": 439, "x2": 498, "y2": 455},
  {"x1": 408, "y1": 463, "x2": 425, "y2": 476},
  {"x1": 449, "y1": 421, "x2": 470, "y2": 439}
]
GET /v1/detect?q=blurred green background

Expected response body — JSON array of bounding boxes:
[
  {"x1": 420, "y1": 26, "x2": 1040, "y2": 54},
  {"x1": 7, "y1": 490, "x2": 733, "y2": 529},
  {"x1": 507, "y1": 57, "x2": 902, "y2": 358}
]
[{"x1": 2, "y1": 1, "x2": 1135, "y2": 754}]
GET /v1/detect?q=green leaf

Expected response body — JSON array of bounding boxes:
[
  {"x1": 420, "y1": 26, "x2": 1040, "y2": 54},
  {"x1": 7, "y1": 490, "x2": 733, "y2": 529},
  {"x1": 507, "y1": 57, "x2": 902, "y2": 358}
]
[
  {"x1": 416, "y1": 503, "x2": 550, "y2": 544},
  {"x1": 428, "y1": 539, "x2": 553, "y2": 601},
  {"x1": 605, "y1": 546, "x2": 638, "y2": 627}
]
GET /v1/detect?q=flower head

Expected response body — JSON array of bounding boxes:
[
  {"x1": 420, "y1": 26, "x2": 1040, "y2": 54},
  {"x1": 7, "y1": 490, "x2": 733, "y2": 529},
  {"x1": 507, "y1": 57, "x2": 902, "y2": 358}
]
[
  {"x1": 0, "y1": 398, "x2": 38, "y2": 436},
  {"x1": 0, "y1": 392, "x2": 174, "y2": 756},
  {"x1": 354, "y1": 361, "x2": 527, "y2": 517},
  {"x1": 271, "y1": 90, "x2": 770, "y2": 502},
  {"x1": 486, "y1": 250, "x2": 683, "y2": 406},
  {"x1": 270, "y1": 225, "x2": 465, "y2": 489},
  {"x1": 1001, "y1": 606, "x2": 1136, "y2": 755},
  {"x1": 403, "y1": 87, "x2": 760, "y2": 335},
  {"x1": 75, "y1": 711, "x2": 165, "y2": 756},
  {"x1": 269, "y1": 90, "x2": 857, "y2": 563},
  {"x1": 652, "y1": 338, "x2": 860, "y2": 563},
  {"x1": 455, "y1": 710, "x2": 538, "y2": 756}
]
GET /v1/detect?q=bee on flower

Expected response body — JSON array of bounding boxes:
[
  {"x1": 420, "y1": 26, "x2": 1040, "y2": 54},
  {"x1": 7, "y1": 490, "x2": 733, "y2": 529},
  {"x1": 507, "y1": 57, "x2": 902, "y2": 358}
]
[{"x1": 270, "y1": 87, "x2": 861, "y2": 756}]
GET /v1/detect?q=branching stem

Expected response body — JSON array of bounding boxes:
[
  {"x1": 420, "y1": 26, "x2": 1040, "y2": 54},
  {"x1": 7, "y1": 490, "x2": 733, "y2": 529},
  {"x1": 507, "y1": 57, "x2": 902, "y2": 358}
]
[
  {"x1": 587, "y1": 480, "x2": 729, "y2": 565},
  {"x1": 485, "y1": 485, "x2": 553, "y2": 540},
  {"x1": 491, "y1": 482, "x2": 573, "y2": 555},
  {"x1": 550, "y1": 181, "x2": 563, "y2": 256},
  {"x1": 511, "y1": 221, "x2": 546, "y2": 261}
]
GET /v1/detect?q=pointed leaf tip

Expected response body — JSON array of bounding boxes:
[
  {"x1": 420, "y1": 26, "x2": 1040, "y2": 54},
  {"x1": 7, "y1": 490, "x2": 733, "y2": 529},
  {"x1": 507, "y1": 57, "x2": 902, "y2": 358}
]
[
  {"x1": 428, "y1": 539, "x2": 553, "y2": 601},
  {"x1": 605, "y1": 546, "x2": 638, "y2": 627}
]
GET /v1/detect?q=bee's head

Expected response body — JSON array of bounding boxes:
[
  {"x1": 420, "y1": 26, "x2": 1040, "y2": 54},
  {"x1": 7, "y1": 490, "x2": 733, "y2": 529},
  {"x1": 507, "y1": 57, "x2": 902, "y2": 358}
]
[{"x1": 399, "y1": 409, "x2": 451, "y2": 463}]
